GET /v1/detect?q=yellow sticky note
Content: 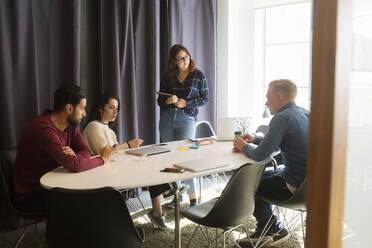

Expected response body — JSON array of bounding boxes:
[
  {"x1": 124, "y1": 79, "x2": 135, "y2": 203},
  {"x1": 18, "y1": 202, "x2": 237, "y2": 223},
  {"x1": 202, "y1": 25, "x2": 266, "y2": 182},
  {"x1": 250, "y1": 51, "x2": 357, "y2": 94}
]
[{"x1": 178, "y1": 147, "x2": 190, "y2": 150}]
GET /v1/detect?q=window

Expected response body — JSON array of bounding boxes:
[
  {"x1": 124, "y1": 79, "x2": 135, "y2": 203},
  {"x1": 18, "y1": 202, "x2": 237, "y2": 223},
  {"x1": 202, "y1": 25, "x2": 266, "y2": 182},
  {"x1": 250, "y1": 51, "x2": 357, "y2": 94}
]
[
  {"x1": 216, "y1": 0, "x2": 312, "y2": 125},
  {"x1": 254, "y1": 2, "x2": 312, "y2": 110}
]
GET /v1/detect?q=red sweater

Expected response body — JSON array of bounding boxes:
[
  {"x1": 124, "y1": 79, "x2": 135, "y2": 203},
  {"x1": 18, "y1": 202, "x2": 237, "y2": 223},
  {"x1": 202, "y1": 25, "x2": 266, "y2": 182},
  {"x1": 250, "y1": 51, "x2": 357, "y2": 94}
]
[{"x1": 14, "y1": 110, "x2": 104, "y2": 202}]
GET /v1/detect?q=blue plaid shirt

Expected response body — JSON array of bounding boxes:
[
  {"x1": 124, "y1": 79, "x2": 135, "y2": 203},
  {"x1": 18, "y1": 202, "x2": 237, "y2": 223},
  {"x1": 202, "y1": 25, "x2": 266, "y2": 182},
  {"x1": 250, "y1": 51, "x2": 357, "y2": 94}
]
[{"x1": 157, "y1": 69, "x2": 210, "y2": 117}]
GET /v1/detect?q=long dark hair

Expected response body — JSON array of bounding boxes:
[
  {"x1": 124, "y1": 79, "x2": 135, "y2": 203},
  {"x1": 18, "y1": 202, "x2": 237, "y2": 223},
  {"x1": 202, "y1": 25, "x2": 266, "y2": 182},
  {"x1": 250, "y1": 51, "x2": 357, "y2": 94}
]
[
  {"x1": 165, "y1": 44, "x2": 197, "y2": 83},
  {"x1": 88, "y1": 93, "x2": 120, "y2": 129}
]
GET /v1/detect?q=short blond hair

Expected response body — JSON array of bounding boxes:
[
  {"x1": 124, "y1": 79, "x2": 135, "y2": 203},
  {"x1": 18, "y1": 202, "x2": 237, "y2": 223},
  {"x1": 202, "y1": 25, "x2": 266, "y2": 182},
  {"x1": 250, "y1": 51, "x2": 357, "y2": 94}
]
[{"x1": 269, "y1": 79, "x2": 297, "y2": 101}]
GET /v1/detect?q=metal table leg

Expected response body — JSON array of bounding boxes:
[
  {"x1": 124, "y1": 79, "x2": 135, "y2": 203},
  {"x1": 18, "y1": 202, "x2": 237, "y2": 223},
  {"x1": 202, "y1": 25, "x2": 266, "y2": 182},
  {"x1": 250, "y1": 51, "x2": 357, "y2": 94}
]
[{"x1": 172, "y1": 182, "x2": 181, "y2": 248}]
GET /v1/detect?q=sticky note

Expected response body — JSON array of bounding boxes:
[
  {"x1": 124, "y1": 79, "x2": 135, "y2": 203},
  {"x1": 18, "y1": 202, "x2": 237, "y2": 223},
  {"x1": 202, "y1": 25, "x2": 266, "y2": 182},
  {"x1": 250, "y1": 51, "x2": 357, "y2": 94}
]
[
  {"x1": 178, "y1": 147, "x2": 190, "y2": 150},
  {"x1": 189, "y1": 145, "x2": 200, "y2": 149}
]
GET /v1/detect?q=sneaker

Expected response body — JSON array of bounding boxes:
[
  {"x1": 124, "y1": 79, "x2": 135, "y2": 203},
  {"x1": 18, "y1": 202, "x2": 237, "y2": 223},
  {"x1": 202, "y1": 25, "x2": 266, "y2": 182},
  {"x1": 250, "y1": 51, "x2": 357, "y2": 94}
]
[
  {"x1": 239, "y1": 229, "x2": 273, "y2": 247},
  {"x1": 243, "y1": 229, "x2": 273, "y2": 246},
  {"x1": 189, "y1": 199, "x2": 197, "y2": 207},
  {"x1": 163, "y1": 185, "x2": 189, "y2": 201},
  {"x1": 167, "y1": 195, "x2": 183, "y2": 209},
  {"x1": 147, "y1": 211, "x2": 169, "y2": 229},
  {"x1": 268, "y1": 228, "x2": 290, "y2": 246}
]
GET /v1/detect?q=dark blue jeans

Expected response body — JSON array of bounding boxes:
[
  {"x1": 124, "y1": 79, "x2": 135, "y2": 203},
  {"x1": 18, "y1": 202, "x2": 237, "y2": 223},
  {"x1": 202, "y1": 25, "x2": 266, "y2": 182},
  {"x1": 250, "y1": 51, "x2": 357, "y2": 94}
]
[
  {"x1": 254, "y1": 170, "x2": 293, "y2": 230},
  {"x1": 159, "y1": 108, "x2": 196, "y2": 195}
]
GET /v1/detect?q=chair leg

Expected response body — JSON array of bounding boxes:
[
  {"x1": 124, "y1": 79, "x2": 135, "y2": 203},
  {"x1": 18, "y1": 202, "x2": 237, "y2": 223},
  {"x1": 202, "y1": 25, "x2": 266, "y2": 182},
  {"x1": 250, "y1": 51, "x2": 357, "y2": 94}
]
[
  {"x1": 14, "y1": 228, "x2": 27, "y2": 248},
  {"x1": 186, "y1": 224, "x2": 201, "y2": 248},
  {"x1": 215, "y1": 228, "x2": 218, "y2": 248},
  {"x1": 215, "y1": 173, "x2": 226, "y2": 184},
  {"x1": 221, "y1": 172, "x2": 229, "y2": 184},
  {"x1": 13, "y1": 222, "x2": 43, "y2": 248},
  {"x1": 136, "y1": 195, "x2": 146, "y2": 212},
  {"x1": 301, "y1": 212, "x2": 306, "y2": 245},
  {"x1": 199, "y1": 226, "x2": 212, "y2": 247},
  {"x1": 198, "y1": 177, "x2": 203, "y2": 203},
  {"x1": 126, "y1": 198, "x2": 138, "y2": 212},
  {"x1": 223, "y1": 224, "x2": 245, "y2": 248},
  {"x1": 275, "y1": 207, "x2": 307, "y2": 246}
]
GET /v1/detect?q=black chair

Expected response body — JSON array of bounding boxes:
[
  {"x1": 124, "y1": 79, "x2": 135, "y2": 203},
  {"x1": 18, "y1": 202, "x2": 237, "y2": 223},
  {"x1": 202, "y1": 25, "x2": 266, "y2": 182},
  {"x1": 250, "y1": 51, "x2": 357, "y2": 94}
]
[
  {"x1": 47, "y1": 187, "x2": 145, "y2": 248},
  {"x1": 259, "y1": 179, "x2": 306, "y2": 245},
  {"x1": 180, "y1": 157, "x2": 273, "y2": 248},
  {"x1": 0, "y1": 148, "x2": 45, "y2": 248}
]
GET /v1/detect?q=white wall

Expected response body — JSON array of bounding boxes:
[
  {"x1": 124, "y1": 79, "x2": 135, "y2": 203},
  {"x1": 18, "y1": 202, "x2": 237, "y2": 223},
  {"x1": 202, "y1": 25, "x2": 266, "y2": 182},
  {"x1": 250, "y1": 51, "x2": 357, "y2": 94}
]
[{"x1": 217, "y1": 0, "x2": 259, "y2": 120}]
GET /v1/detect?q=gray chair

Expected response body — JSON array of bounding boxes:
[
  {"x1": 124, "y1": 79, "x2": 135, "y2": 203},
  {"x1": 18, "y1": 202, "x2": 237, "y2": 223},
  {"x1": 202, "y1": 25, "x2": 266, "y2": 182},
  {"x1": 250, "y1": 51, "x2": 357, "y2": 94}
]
[
  {"x1": 121, "y1": 188, "x2": 147, "y2": 213},
  {"x1": 259, "y1": 179, "x2": 306, "y2": 245},
  {"x1": 195, "y1": 121, "x2": 226, "y2": 190},
  {"x1": 47, "y1": 187, "x2": 145, "y2": 248},
  {"x1": 195, "y1": 121, "x2": 216, "y2": 138},
  {"x1": 0, "y1": 148, "x2": 45, "y2": 248},
  {"x1": 255, "y1": 125, "x2": 269, "y2": 135},
  {"x1": 181, "y1": 157, "x2": 273, "y2": 248}
]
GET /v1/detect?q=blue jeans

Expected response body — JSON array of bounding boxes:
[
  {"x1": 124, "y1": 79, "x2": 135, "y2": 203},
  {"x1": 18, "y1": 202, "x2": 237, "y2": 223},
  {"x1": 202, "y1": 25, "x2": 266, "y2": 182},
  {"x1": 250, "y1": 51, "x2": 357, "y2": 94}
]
[
  {"x1": 159, "y1": 108, "x2": 197, "y2": 195},
  {"x1": 253, "y1": 169, "x2": 293, "y2": 230}
]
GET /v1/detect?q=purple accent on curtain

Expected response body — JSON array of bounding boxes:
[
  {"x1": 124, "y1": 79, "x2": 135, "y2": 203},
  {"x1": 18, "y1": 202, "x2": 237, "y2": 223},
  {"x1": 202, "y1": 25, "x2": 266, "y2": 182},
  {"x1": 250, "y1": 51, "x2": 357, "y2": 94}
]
[{"x1": 0, "y1": 0, "x2": 80, "y2": 149}]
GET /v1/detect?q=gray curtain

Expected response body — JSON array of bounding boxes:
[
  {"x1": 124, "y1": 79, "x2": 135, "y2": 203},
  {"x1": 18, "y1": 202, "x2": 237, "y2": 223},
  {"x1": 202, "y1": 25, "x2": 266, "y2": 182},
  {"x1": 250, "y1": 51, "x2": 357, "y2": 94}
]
[
  {"x1": 0, "y1": 0, "x2": 216, "y2": 149},
  {"x1": 99, "y1": 0, "x2": 216, "y2": 144},
  {"x1": 162, "y1": 0, "x2": 216, "y2": 127},
  {"x1": 99, "y1": 0, "x2": 161, "y2": 144},
  {"x1": 0, "y1": 0, "x2": 81, "y2": 149}
]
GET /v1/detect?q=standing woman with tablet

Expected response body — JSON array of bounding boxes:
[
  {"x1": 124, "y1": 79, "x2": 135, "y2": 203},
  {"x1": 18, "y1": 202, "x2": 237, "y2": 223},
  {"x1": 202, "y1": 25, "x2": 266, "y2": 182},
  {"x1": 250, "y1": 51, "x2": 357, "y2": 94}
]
[{"x1": 157, "y1": 44, "x2": 210, "y2": 207}]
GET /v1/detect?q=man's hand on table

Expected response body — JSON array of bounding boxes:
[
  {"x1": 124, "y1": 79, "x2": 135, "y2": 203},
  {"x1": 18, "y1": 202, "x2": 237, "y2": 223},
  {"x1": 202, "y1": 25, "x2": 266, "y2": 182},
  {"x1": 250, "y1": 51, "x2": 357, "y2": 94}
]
[
  {"x1": 233, "y1": 133, "x2": 255, "y2": 152},
  {"x1": 100, "y1": 145, "x2": 117, "y2": 163}
]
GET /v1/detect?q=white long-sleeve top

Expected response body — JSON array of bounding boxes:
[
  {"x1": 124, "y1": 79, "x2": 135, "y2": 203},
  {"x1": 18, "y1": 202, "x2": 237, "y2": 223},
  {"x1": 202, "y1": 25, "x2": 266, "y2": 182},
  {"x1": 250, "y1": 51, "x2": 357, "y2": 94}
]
[{"x1": 83, "y1": 120, "x2": 129, "y2": 155}]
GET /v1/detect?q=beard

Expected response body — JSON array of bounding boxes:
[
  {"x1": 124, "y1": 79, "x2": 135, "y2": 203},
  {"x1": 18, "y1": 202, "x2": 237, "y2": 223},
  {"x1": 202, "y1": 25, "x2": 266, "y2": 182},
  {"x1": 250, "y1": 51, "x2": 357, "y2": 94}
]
[{"x1": 67, "y1": 112, "x2": 81, "y2": 126}]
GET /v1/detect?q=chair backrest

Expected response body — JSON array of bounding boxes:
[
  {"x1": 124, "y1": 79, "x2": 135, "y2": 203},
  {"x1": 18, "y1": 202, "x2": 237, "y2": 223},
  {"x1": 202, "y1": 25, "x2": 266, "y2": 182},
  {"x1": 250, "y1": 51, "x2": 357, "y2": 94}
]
[
  {"x1": 47, "y1": 187, "x2": 144, "y2": 248},
  {"x1": 261, "y1": 179, "x2": 306, "y2": 211},
  {"x1": 200, "y1": 157, "x2": 272, "y2": 228},
  {"x1": 256, "y1": 125, "x2": 269, "y2": 135},
  {"x1": 278, "y1": 179, "x2": 306, "y2": 211},
  {"x1": 195, "y1": 121, "x2": 216, "y2": 138},
  {"x1": 0, "y1": 148, "x2": 20, "y2": 229}
]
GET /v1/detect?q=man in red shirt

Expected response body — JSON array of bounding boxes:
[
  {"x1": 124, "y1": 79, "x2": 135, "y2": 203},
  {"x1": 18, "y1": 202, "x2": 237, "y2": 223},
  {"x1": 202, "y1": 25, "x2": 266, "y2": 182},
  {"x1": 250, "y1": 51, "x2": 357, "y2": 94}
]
[{"x1": 14, "y1": 84, "x2": 116, "y2": 212}]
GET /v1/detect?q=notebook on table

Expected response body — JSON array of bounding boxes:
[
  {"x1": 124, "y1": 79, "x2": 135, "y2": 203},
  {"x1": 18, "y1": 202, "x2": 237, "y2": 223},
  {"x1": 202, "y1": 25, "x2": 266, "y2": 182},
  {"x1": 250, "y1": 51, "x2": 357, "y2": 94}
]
[
  {"x1": 174, "y1": 158, "x2": 230, "y2": 172},
  {"x1": 125, "y1": 146, "x2": 170, "y2": 156}
]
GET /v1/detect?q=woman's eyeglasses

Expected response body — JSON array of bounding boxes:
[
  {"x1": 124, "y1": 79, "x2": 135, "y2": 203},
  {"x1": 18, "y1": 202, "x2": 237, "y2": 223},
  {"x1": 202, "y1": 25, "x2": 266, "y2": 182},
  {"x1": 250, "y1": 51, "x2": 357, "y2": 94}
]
[{"x1": 174, "y1": 56, "x2": 190, "y2": 63}]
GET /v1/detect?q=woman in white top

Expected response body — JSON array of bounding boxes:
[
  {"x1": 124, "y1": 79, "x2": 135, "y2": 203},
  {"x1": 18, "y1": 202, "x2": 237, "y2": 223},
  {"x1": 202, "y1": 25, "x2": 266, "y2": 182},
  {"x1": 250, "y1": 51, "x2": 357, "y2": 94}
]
[
  {"x1": 83, "y1": 93, "x2": 172, "y2": 229},
  {"x1": 83, "y1": 95, "x2": 142, "y2": 154}
]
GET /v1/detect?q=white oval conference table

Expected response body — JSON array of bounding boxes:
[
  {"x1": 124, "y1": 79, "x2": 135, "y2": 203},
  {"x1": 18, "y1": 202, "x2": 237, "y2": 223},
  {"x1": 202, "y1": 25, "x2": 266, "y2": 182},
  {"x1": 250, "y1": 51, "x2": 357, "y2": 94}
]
[{"x1": 40, "y1": 140, "x2": 255, "y2": 248}]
